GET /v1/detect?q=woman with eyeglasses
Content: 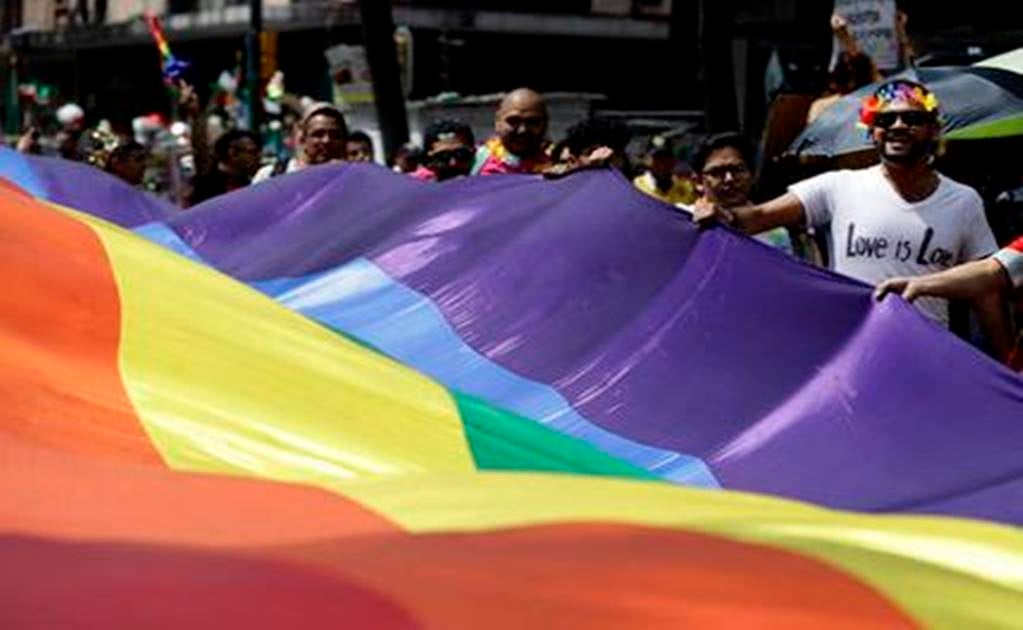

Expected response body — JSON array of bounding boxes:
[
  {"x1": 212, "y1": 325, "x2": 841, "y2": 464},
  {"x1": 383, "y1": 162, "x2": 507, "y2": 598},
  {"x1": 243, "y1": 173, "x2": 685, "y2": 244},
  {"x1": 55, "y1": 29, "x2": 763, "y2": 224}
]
[{"x1": 693, "y1": 79, "x2": 1011, "y2": 359}]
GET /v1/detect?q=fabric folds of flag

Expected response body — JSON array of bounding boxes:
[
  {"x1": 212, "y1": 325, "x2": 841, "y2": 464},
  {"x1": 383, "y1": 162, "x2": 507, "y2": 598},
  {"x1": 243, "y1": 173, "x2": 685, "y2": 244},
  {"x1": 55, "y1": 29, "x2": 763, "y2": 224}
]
[
  {"x1": 0, "y1": 146, "x2": 172, "y2": 227},
  {"x1": 2, "y1": 174, "x2": 1023, "y2": 628},
  {"x1": 124, "y1": 162, "x2": 1023, "y2": 526}
]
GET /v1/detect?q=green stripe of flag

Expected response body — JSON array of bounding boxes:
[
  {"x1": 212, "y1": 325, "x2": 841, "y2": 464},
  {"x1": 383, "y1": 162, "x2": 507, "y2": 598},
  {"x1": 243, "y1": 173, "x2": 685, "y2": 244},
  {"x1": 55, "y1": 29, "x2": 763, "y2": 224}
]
[
  {"x1": 326, "y1": 322, "x2": 655, "y2": 480},
  {"x1": 455, "y1": 392, "x2": 657, "y2": 480}
]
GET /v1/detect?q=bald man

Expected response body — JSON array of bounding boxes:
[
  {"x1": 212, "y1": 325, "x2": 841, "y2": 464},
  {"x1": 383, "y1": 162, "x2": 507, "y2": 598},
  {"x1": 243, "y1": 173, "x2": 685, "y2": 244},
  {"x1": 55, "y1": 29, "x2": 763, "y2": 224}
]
[{"x1": 472, "y1": 88, "x2": 552, "y2": 176}]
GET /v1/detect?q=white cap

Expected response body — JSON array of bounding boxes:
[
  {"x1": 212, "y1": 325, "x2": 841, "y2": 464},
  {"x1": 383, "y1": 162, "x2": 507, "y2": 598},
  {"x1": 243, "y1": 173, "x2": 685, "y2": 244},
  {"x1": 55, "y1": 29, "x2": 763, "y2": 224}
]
[
  {"x1": 169, "y1": 121, "x2": 189, "y2": 137},
  {"x1": 56, "y1": 103, "x2": 85, "y2": 126}
]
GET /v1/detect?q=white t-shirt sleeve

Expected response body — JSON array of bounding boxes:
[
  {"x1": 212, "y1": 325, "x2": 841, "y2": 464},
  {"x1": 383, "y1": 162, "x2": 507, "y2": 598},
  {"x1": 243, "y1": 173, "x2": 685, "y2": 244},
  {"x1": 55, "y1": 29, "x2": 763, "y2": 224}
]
[
  {"x1": 960, "y1": 190, "x2": 998, "y2": 261},
  {"x1": 992, "y1": 238, "x2": 1023, "y2": 289},
  {"x1": 252, "y1": 164, "x2": 274, "y2": 184},
  {"x1": 788, "y1": 171, "x2": 839, "y2": 229}
]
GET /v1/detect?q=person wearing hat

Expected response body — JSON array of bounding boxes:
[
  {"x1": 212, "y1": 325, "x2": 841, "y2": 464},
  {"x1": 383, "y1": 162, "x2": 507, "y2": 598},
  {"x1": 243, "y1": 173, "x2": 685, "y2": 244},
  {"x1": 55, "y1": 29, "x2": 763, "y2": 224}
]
[
  {"x1": 633, "y1": 135, "x2": 697, "y2": 206},
  {"x1": 253, "y1": 102, "x2": 349, "y2": 183}
]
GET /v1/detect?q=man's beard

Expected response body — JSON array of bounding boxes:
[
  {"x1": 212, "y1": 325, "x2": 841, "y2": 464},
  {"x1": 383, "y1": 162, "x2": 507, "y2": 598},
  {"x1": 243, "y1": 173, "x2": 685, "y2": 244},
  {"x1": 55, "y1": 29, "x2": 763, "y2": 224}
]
[{"x1": 877, "y1": 134, "x2": 936, "y2": 166}]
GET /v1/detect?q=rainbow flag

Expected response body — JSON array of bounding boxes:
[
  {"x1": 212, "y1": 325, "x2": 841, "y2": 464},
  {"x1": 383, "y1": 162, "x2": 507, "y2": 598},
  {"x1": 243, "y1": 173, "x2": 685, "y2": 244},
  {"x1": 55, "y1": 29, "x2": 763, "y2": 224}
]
[
  {"x1": 128, "y1": 162, "x2": 1023, "y2": 525},
  {"x1": 2, "y1": 164, "x2": 1023, "y2": 627},
  {"x1": 0, "y1": 147, "x2": 172, "y2": 227}
]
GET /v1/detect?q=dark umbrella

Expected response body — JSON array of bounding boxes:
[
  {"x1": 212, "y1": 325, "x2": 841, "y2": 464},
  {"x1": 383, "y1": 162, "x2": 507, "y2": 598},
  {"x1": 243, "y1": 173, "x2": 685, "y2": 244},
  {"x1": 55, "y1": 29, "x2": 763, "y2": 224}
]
[{"x1": 788, "y1": 66, "x2": 1023, "y2": 159}]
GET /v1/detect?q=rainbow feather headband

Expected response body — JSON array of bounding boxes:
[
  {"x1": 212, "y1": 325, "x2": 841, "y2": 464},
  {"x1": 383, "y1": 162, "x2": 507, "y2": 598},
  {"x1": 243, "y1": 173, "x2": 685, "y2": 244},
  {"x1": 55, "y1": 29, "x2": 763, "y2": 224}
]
[{"x1": 859, "y1": 82, "x2": 940, "y2": 129}]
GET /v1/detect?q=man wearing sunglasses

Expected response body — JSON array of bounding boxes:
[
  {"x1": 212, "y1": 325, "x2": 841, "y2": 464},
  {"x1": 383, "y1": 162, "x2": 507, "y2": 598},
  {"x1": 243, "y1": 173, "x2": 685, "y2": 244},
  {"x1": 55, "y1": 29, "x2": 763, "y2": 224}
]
[
  {"x1": 412, "y1": 119, "x2": 476, "y2": 182},
  {"x1": 693, "y1": 80, "x2": 1008, "y2": 353}
]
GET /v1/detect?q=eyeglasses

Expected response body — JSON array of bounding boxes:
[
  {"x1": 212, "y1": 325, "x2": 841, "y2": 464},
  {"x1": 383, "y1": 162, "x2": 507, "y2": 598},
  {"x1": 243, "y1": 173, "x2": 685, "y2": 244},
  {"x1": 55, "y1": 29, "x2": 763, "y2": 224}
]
[
  {"x1": 428, "y1": 147, "x2": 474, "y2": 164},
  {"x1": 873, "y1": 111, "x2": 935, "y2": 129},
  {"x1": 701, "y1": 164, "x2": 749, "y2": 179}
]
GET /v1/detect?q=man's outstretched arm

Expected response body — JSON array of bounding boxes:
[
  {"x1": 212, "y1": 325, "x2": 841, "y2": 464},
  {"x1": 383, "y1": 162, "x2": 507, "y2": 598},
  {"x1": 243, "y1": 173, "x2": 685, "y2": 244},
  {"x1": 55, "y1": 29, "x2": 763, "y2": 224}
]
[
  {"x1": 691, "y1": 192, "x2": 807, "y2": 235},
  {"x1": 874, "y1": 258, "x2": 1010, "y2": 303},
  {"x1": 876, "y1": 258, "x2": 1015, "y2": 361}
]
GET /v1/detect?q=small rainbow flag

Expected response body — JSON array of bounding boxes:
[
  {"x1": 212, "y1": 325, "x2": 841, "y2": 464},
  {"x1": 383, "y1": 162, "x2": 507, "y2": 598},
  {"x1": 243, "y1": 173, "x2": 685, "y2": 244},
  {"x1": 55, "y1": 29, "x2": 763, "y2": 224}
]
[{"x1": 143, "y1": 12, "x2": 189, "y2": 84}]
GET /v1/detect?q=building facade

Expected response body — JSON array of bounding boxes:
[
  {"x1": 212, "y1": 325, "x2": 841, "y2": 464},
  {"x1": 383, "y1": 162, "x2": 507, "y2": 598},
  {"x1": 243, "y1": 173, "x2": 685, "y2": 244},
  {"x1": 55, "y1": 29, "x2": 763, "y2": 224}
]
[{"x1": 3, "y1": 1, "x2": 1019, "y2": 134}]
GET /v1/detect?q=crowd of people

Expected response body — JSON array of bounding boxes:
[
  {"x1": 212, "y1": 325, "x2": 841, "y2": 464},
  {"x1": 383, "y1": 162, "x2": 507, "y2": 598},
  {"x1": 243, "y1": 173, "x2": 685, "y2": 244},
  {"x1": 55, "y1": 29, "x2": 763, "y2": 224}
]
[
  {"x1": 695, "y1": 79, "x2": 1023, "y2": 367},
  {"x1": 3, "y1": 9, "x2": 1022, "y2": 371},
  {"x1": 8, "y1": 82, "x2": 672, "y2": 201}
]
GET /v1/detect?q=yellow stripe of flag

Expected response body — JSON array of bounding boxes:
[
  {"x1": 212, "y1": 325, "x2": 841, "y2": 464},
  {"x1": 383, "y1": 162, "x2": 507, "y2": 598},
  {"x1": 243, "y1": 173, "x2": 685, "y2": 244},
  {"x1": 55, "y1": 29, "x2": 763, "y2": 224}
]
[
  {"x1": 338, "y1": 472, "x2": 1023, "y2": 630},
  {"x1": 70, "y1": 207, "x2": 478, "y2": 483}
]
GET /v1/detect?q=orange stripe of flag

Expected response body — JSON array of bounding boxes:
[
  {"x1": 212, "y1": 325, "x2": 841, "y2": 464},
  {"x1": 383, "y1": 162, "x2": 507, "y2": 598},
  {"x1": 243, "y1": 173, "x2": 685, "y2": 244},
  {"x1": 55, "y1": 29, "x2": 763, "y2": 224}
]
[
  {"x1": 283, "y1": 523, "x2": 916, "y2": 629},
  {"x1": 0, "y1": 434, "x2": 398, "y2": 548},
  {"x1": 0, "y1": 190, "x2": 161, "y2": 464}
]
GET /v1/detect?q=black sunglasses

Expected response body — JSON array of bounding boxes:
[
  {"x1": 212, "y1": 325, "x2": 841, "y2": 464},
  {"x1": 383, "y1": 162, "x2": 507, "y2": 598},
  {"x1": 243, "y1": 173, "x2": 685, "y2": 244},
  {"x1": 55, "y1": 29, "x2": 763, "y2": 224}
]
[
  {"x1": 428, "y1": 147, "x2": 474, "y2": 164},
  {"x1": 873, "y1": 110, "x2": 936, "y2": 129}
]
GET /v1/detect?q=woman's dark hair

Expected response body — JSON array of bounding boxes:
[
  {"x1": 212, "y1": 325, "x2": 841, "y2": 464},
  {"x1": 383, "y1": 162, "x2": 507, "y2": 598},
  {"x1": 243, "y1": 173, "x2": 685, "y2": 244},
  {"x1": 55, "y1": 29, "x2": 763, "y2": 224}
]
[{"x1": 691, "y1": 132, "x2": 754, "y2": 173}]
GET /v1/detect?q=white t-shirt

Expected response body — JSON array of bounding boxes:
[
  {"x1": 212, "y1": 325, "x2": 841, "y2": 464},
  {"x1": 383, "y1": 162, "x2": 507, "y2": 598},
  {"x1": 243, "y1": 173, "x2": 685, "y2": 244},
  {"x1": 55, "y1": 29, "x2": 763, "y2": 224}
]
[
  {"x1": 252, "y1": 157, "x2": 303, "y2": 184},
  {"x1": 790, "y1": 165, "x2": 997, "y2": 324}
]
